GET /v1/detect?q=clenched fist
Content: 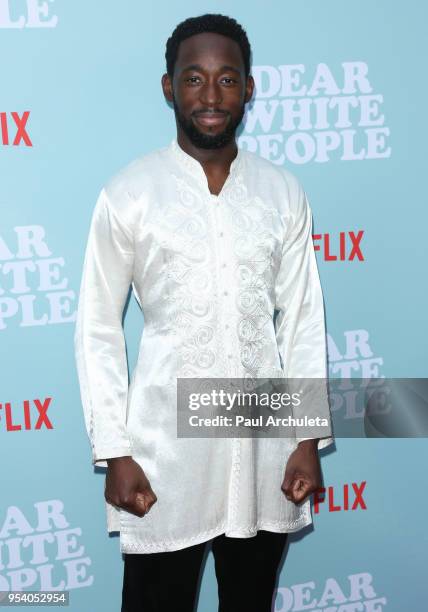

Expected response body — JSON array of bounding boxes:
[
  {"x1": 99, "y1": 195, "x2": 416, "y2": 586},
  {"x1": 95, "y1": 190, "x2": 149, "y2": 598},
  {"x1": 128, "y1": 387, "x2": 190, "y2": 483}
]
[
  {"x1": 105, "y1": 456, "x2": 158, "y2": 517},
  {"x1": 281, "y1": 439, "x2": 322, "y2": 505}
]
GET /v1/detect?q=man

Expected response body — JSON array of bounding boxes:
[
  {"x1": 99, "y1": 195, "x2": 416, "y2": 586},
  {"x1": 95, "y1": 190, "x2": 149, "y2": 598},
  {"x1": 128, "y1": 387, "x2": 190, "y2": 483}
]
[{"x1": 74, "y1": 13, "x2": 333, "y2": 612}]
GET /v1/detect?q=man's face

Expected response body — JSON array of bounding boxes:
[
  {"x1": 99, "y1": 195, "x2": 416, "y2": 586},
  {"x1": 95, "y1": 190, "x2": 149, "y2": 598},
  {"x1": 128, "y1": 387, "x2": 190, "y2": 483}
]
[{"x1": 163, "y1": 32, "x2": 254, "y2": 149}]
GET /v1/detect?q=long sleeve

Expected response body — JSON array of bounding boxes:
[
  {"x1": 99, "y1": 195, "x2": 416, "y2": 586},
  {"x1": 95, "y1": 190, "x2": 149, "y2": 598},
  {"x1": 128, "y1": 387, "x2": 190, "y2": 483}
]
[
  {"x1": 274, "y1": 177, "x2": 334, "y2": 450},
  {"x1": 74, "y1": 187, "x2": 134, "y2": 467}
]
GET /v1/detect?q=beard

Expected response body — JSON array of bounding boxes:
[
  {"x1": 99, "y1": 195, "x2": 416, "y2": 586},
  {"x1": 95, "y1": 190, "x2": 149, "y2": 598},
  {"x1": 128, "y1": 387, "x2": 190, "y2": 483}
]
[{"x1": 172, "y1": 95, "x2": 245, "y2": 150}]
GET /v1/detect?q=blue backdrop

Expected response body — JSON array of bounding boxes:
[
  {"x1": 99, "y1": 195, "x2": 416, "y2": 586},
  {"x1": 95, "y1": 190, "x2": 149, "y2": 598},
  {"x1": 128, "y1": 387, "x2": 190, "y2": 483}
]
[{"x1": 1, "y1": 1, "x2": 427, "y2": 610}]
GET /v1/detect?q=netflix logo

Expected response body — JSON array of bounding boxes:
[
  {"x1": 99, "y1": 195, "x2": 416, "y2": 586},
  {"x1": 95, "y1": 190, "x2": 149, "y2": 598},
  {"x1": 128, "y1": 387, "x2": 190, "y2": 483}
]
[
  {"x1": 0, "y1": 398, "x2": 53, "y2": 431},
  {"x1": 313, "y1": 481, "x2": 367, "y2": 514},
  {"x1": 1, "y1": 112, "x2": 32, "y2": 147},
  {"x1": 313, "y1": 230, "x2": 364, "y2": 261}
]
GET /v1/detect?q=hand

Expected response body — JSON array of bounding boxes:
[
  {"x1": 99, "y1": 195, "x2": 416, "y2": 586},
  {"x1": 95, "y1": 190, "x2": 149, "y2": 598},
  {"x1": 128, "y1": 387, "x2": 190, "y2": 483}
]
[
  {"x1": 105, "y1": 456, "x2": 157, "y2": 518},
  {"x1": 281, "y1": 440, "x2": 322, "y2": 505}
]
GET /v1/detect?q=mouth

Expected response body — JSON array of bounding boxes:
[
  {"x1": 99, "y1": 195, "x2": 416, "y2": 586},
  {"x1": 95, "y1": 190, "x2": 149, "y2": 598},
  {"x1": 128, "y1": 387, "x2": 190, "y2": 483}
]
[{"x1": 193, "y1": 112, "x2": 228, "y2": 128}]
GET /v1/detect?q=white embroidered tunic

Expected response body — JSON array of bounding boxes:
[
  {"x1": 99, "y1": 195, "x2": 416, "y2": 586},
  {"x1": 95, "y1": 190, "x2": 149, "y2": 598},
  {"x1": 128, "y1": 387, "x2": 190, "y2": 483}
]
[{"x1": 74, "y1": 138, "x2": 334, "y2": 553}]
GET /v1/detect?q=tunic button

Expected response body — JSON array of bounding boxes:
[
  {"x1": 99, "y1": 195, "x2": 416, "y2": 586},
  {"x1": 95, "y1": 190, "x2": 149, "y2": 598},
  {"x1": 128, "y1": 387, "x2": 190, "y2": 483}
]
[
  {"x1": 222, "y1": 263, "x2": 227, "y2": 268},
  {"x1": 219, "y1": 232, "x2": 224, "y2": 237},
  {"x1": 223, "y1": 291, "x2": 228, "y2": 296}
]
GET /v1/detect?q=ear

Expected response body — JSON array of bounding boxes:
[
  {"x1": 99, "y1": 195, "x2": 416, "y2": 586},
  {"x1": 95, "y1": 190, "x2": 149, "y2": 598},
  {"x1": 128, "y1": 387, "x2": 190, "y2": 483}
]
[
  {"x1": 244, "y1": 74, "x2": 255, "y2": 104},
  {"x1": 161, "y1": 73, "x2": 173, "y2": 103}
]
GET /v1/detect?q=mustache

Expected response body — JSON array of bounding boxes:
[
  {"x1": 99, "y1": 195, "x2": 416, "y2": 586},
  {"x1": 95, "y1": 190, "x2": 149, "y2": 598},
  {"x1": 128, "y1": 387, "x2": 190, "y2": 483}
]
[{"x1": 192, "y1": 109, "x2": 230, "y2": 116}]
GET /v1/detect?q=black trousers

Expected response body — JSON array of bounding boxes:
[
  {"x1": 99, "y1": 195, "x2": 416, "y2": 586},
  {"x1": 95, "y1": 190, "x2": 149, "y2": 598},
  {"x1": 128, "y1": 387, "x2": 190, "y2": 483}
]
[{"x1": 121, "y1": 530, "x2": 288, "y2": 612}]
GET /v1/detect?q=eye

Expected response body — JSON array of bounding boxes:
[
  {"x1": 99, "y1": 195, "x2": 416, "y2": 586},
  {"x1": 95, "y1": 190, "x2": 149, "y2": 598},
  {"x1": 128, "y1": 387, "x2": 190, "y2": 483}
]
[
  {"x1": 185, "y1": 76, "x2": 202, "y2": 84},
  {"x1": 221, "y1": 77, "x2": 237, "y2": 85}
]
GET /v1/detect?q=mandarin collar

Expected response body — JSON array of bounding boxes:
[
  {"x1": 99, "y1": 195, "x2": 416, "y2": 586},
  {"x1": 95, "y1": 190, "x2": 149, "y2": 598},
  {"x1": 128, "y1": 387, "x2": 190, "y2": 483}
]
[{"x1": 169, "y1": 138, "x2": 244, "y2": 194}]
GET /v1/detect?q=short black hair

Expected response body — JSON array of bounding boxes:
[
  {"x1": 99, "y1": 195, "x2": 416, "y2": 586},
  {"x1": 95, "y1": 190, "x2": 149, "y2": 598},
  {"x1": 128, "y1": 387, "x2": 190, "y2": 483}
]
[{"x1": 165, "y1": 13, "x2": 251, "y2": 79}]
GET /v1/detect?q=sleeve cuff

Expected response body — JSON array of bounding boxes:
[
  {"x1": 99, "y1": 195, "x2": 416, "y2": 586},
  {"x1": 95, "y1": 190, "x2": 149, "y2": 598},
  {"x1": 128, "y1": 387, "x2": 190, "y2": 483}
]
[
  {"x1": 92, "y1": 447, "x2": 133, "y2": 468},
  {"x1": 296, "y1": 436, "x2": 334, "y2": 451}
]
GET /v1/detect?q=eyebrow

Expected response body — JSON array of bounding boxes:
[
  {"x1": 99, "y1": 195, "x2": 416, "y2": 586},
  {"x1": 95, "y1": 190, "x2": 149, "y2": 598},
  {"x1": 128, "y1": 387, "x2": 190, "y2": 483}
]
[{"x1": 181, "y1": 63, "x2": 241, "y2": 75}]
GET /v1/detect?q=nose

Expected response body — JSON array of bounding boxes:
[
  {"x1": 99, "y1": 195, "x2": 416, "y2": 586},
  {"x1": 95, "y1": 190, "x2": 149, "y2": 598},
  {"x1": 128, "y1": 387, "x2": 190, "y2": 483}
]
[{"x1": 199, "y1": 78, "x2": 222, "y2": 107}]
